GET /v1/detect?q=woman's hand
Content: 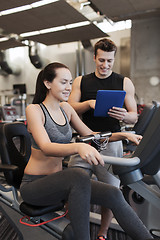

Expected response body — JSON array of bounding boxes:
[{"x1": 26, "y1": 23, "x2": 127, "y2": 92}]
[
  {"x1": 109, "y1": 132, "x2": 142, "y2": 145},
  {"x1": 124, "y1": 133, "x2": 142, "y2": 145},
  {"x1": 76, "y1": 142, "x2": 104, "y2": 166}
]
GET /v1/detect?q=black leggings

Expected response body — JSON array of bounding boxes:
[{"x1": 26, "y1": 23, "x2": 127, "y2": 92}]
[{"x1": 20, "y1": 168, "x2": 152, "y2": 240}]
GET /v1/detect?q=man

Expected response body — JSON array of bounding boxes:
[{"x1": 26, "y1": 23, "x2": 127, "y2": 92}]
[{"x1": 68, "y1": 38, "x2": 138, "y2": 240}]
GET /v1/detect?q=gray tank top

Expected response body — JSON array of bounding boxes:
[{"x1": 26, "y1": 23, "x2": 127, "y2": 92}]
[{"x1": 30, "y1": 103, "x2": 72, "y2": 149}]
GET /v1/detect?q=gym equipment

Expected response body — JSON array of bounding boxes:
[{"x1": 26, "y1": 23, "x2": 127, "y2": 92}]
[
  {"x1": 76, "y1": 131, "x2": 112, "y2": 152},
  {"x1": 0, "y1": 122, "x2": 71, "y2": 239},
  {"x1": 113, "y1": 103, "x2": 160, "y2": 237},
  {"x1": 123, "y1": 100, "x2": 159, "y2": 153},
  {"x1": 76, "y1": 108, "x2": 160, "y2": 238},
  {"x1": 0, "y1": 118, "x2": 160, "y2": 238},
  {"x1": 0, "y1": 122, "x2": 141, "y2": 239},
  {"x1": 76, "y1": 132, "x2": 140, "y2": 166},
  {"x1": 131, "y1": 101, "x2": 159, "y2": 136},
  {"x1": 0, "y1": 105, "x2": 19, "y2": 121},
  {"x1": 122, "y1": 101, "x2": 160, "y2": 237},
  {"x1": 0, "y1": 204, "x2": 24, "y2": 240}
]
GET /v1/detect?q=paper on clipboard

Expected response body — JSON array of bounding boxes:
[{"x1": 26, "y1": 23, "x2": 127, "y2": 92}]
[{"x1": 94, "y1": 90, "x2": 126, "y2": 117}]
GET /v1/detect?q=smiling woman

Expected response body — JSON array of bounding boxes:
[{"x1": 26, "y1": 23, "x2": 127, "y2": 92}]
[
  {"x1": 19, "y1": 61, "x2": 153, "y2": 240},
  {"x1": 32, "y1": 62, "x2": 72, "y2": 105}
]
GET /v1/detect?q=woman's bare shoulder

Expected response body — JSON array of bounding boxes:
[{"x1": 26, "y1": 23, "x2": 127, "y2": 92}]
[
  {"x1": 26, "y1": 104, "x2": 42, "y2": 116},
  {"x1": 60, "y1": 102, "x2": 73, "y2": 120},
  {"x1": 26, "y1": 104, "x2": 44, "y2": 131},
  {"x1": 26, "y1": 103, "x2": 40, "y2": 110}
]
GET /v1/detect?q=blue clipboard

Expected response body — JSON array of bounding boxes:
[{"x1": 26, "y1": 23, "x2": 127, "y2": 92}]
[{"x1": 94, "y1": 90, "x2": 126, "y2": 117}]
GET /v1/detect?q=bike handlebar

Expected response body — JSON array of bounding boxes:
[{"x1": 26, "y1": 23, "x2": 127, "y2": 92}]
[{"x1": 76, "y1": 131, "x2": 112, "y2": 143}]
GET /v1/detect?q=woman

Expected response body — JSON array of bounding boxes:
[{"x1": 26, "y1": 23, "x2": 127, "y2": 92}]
[{"x1": 20, "y1": 62, "x2": 152, "y2": 240}]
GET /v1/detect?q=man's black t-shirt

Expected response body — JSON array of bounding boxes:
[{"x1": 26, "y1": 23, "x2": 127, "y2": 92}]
[{"x1": 80, "y1": 72, "x2": 124, "y2": 132}]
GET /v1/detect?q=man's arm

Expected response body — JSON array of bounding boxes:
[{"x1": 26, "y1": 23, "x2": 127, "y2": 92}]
[
  {"x1": 108, "y1": 77, "x2": 138, "y2": 124},
  {"x1": 123, "y1": 77, "x2": 138, "y2": 123},
  {"x1": 68, "y1": 76, "x2": 96, "y2": 115}
]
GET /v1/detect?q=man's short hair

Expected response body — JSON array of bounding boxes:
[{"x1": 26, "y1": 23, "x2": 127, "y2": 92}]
[{"x1": 94, "y1": 38, "x2": 117, "y2": 57}]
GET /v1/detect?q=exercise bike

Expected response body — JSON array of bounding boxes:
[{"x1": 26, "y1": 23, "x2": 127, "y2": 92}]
[{"x1": 0, "y1": 117, "x2": 160, "y2": 239}]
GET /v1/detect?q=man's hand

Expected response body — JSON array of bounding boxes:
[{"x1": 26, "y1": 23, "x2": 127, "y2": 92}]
[
  {"x1": 108, "y1": 107, "x2": 127, "y2": 121},
  {"x1": 88, "y1": 100, "x2": 96, "y2": 109}
]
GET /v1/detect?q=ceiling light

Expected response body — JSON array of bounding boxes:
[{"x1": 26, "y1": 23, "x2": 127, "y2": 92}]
[
  {"x1": 20, "y1": 21, "x2": 91, "y2": 38},
  {"x1": 31, "y1": 0, "x2": 59, "y2": 8},
  {"x1": 0, "y1": 5, "x2": 32, "y2": 16},
  {"x1": 66, "y1": 21, "x2": 90, "y2": 29},
  {"x1": 39, "y1": 26, "x2": 66, "y2": 34},
  {"x1": 0, "y1": 37, "x2": 9, "y2": 42},
  {"x1": 0, "y1": 0, "x2": 60, "y2": 16},
  {"x1": 20, "y1": 31, "x2": 40, "y2": 38}
]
